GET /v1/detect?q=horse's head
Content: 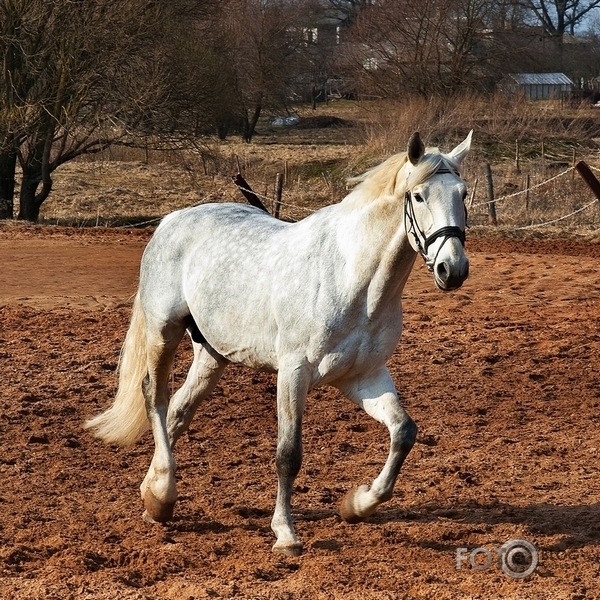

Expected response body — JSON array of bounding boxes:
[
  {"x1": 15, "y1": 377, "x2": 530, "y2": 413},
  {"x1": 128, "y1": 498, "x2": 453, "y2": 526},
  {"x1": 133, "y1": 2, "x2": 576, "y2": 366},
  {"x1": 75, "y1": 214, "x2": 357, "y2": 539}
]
[{"x1": 403, "y1": 131, "x2": 472, "y2": 291}]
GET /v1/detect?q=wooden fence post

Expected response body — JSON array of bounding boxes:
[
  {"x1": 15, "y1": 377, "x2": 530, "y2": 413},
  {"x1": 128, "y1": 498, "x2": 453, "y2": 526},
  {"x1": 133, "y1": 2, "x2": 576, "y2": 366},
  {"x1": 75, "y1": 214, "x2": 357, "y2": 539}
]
[
  {"x1": 525, "y1": 174, "x2": 530, "y2": 212},
  {"x1": 575, "y1": 161, "x2": 600, "y2": 201},
  {"x1": 231, "y1": 173, "x2": 269, "y2": 213},
  {"x1": 468, "y1": 178, "x2": 478, "y2": 209},
  {"x1": 484, "y1": 162, "x2": 497, "y2": 226},
  {"x1": 541, "y1": 139, "x2": 545, "y2": 176},
  {"x1": 274, "y1": 172, "x2": 283, "y2": 219}
]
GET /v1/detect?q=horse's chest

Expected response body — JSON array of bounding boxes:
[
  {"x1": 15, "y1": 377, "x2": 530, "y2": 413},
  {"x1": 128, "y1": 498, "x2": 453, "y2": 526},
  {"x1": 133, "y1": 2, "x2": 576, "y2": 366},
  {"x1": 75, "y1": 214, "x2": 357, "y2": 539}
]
[{"x1": 309, "y1": 314, "x2": 403, "y2": 384}]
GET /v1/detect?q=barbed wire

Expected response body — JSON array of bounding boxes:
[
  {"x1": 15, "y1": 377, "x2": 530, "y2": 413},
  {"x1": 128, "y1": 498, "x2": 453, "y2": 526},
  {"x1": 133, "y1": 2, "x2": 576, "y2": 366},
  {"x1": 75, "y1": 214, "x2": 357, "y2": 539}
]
[
  {"x1": 112, "y1": 184, "x2": 314, "y2": 229},
  {"x1": 471, "y1": 161, "x2": 600, "y2": 229},
  {"x1": 238, "y1": 185, "x2": 316, "y2": 216},
  {"x1": 114, "y1": 216, "x2": 163, "y2": 229}
]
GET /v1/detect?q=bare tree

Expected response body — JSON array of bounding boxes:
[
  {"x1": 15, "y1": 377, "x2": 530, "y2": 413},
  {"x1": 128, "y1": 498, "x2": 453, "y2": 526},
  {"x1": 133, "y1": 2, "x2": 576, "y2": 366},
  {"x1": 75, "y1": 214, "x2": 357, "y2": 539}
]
[
  {"x1": 0, "y1": 0, "x2": 212, "y2": 221},
  {"x1": 346, "y1": 0, "x2": 444, "y2": 98},
  {"x1": 517, "y1": 0, "x2": 600, "y2": 37},
  {"x1": 442, "y1": 0, "x2": 495, "y2": 91},
  {"x1": 341, "y1": 0, "x2": 600, "y2": 98},
  {"x1": 209, "y1": 0, "x2": 311, "y2": 141},
  {"x1": 510, "y1": 0, "x2": 600, "y2": 71},
  {"x1": 346, "y1": 0, "x2": 492, "y2": 98}
]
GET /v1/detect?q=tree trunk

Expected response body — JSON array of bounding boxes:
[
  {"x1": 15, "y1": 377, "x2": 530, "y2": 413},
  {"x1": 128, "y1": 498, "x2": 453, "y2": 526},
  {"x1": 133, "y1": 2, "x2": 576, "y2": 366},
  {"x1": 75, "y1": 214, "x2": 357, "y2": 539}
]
[
  {"x1": 216, "y1": 116, "x2": 230, "y2": 140},
  {"x1": 243, "y1": 103, "x2": 262, "y2": 143},
  {"x1": 18, "y1": 177, "x2": 42, "y2": 222},
  {"x1": 0, "y1": 151, "x2": 17, "y2": 219},
  {"x1": 18, "y1": 171, "x2": 53, "y2": 222},
  {"x1": 18, "y1": 134, "x2": 54, "y2": 222}
]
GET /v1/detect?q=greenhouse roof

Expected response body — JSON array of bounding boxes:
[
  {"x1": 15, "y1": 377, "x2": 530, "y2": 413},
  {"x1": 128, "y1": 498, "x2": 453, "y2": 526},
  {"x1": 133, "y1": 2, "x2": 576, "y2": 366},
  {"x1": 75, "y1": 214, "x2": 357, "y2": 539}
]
[{"x1": 508, "y1": 73, "x2": 574, "y2": 85}]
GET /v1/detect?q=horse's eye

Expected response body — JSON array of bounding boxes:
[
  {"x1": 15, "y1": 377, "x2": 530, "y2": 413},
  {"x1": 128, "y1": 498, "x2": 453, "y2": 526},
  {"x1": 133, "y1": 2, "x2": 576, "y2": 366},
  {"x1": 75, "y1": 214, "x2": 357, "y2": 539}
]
[{"x1": 413, "y1": 192, "x2": 424, "y2": 203}]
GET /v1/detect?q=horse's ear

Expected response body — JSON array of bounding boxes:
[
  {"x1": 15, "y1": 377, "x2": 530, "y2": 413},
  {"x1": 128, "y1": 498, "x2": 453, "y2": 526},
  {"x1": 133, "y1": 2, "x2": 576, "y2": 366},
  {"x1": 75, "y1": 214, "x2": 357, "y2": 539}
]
[
  {"x1": 407, "y1": 132, "x2": 425, "y2": 165},
  {"x1": 448, "y1": 130, "x2": 473, "y2": 165}
]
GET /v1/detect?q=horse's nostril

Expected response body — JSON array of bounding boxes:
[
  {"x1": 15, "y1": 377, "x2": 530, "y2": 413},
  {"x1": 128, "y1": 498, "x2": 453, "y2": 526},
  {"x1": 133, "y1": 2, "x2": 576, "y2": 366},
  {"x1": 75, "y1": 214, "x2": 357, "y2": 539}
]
[{"x1": 436, "y1": 262, "x2": 449, "y2": 281}]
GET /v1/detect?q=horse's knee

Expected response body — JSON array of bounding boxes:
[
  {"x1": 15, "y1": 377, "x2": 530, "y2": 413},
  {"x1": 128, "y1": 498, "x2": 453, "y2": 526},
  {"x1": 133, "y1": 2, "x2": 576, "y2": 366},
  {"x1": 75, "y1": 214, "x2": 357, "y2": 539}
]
[{"x1": 276, "y1": 436, "x2": 302, "y2": 479}]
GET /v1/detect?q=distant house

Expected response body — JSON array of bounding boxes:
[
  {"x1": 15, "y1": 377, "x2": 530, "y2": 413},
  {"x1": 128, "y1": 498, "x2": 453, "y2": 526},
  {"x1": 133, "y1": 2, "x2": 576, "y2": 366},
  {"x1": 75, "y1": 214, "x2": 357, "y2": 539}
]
[
  {"x1": 296, "y1": 8, "x2": 347, "y2": 48},
  {"x1": 499, "y1": 73, "x2": 574, "y2": 100}
]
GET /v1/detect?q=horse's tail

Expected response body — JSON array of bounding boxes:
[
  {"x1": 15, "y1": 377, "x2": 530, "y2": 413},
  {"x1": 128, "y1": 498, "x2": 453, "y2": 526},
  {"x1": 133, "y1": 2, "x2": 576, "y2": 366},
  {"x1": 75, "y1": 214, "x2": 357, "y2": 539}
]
[{"x1": 84, "y1": 293, "x2": 150, "y2": 446}]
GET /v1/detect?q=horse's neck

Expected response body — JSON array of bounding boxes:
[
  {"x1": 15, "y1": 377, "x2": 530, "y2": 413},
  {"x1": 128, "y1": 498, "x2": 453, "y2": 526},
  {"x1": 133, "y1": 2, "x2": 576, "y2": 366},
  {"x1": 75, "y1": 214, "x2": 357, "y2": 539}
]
[{"x1": 335, "y1": 191, "x2": 416, "y2": 315}]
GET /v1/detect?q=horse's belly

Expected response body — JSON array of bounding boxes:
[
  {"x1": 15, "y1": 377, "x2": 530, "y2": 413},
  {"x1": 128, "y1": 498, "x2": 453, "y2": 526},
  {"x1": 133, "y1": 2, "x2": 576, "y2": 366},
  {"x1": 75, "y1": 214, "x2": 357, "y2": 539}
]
[
  {"x1": 214, "y1": 342, "x2": 278, "y2": 372},
  {"x1": 191, "y1": 301, "x2": 279, "y2": 371}
]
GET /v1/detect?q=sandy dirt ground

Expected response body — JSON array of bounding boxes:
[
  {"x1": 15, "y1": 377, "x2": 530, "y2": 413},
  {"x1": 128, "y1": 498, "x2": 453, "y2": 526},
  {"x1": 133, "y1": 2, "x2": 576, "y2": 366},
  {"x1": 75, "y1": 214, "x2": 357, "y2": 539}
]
[{"x1": 1, "y1": 224, "x2": 600, "y2": 600}]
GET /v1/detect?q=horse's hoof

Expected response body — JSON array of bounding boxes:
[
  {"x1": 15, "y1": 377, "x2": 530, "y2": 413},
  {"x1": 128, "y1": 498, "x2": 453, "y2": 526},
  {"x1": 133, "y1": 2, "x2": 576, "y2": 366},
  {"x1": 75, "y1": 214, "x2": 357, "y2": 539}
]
[
  {"x1": 143, "y1": 488, "x2": 175, "y2": 523},
  {"x1": 142, "y1": 510, "x2": 157, "y2": 524},
  {"x1": 339, "y1": 486, "x2": 368, "y2": 524},
  {"x1": 272, "y1": 541, "x2": 303, "y2": 557}
]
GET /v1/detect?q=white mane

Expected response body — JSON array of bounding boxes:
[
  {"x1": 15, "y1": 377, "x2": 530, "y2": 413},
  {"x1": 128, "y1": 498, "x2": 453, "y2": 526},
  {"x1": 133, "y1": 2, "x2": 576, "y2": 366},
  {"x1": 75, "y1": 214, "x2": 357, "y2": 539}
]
[{"x1": 345, "y1": 149, "x2": 463, "y2": 206}]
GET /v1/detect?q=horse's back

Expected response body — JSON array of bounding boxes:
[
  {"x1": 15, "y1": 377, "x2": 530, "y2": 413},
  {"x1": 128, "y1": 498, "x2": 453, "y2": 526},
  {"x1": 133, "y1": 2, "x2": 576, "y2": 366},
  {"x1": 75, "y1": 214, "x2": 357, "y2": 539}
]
[
  {"x1": 138, "y1": 204, "x2": 317, "y2": 367},
  {"x1": 139, "y1": 203, "x2": 285, "y2": 304}
]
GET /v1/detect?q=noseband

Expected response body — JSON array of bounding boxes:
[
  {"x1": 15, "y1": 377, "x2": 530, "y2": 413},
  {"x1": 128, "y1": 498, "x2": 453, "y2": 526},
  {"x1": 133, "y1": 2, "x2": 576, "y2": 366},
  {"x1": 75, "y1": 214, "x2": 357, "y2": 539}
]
[{"x1": 403, "y1": 168, "x2": 467, "y2": 270}]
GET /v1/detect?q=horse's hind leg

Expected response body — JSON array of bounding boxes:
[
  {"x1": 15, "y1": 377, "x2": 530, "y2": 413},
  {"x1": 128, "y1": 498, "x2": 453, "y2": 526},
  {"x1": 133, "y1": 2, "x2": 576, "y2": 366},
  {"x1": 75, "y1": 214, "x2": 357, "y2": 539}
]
[
  {"x1": 139, "y1": 321, "x2": 186, "y2": 523},
  {"x1": 141, "y1": 338, "x2": 227, "y2": 521},
  {"x1": 165, "y1": 341, "x2": 227, "y2": 445},
  {"x1": 335, "y1": 367, "x2": 417, "y2": 523}
]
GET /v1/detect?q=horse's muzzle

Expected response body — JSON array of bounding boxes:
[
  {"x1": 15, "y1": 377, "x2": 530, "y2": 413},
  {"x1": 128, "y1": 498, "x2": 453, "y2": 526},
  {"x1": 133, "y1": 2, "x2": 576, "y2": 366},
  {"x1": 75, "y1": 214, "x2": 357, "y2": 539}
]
[{"x1": 434, "y1": 256, "x2": 469, "y2": 291}]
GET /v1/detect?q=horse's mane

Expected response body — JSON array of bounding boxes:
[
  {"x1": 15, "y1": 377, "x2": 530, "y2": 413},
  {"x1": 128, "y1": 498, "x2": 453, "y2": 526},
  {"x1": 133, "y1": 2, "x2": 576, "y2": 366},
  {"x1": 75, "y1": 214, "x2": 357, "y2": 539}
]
[{"x1": 345, "y1": 149, "x2": 462, "y2": 205}]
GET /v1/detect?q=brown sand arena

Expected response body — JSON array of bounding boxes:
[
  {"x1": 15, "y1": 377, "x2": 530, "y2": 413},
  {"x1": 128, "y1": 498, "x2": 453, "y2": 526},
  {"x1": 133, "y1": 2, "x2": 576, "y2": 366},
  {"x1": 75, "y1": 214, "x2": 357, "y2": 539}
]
[{"x1": 1, "y1": 225, "x2": 599, "y2": 599}]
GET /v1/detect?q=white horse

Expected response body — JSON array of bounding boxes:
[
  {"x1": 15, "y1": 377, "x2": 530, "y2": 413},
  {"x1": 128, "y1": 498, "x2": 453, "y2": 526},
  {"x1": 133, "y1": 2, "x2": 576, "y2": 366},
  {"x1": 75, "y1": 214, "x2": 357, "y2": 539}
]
[{"x1": 85, "y1": 131, "x2": 472, "y2": 556}]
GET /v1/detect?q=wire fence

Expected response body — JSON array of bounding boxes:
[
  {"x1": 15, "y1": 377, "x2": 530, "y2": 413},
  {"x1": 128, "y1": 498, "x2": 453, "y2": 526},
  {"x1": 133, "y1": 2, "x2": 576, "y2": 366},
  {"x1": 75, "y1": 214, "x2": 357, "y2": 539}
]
[
  {"x1": 117, "y1": 159, "x2": 600, "y2": 231},
  {"x1": 467, "y1": 162, "x2": 600, "y2": 230}
]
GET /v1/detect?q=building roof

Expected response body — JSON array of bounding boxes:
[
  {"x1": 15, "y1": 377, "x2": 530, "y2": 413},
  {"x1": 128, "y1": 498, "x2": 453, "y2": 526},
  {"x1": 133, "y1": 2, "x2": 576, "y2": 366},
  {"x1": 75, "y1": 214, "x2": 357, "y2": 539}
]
[{"x1": 508, "y1": 73, "x2": 574, "y2": 86}]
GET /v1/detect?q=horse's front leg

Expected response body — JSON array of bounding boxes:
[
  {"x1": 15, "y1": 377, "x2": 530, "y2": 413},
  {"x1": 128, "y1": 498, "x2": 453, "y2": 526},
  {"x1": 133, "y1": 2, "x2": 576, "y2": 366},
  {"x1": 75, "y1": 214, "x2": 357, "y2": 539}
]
[
  {"x1": 270, "y1": 363, "x2": 310, "y2": 556},
  {"x1": 335, "y1": 367, "x2": 417, "y2": 523}
]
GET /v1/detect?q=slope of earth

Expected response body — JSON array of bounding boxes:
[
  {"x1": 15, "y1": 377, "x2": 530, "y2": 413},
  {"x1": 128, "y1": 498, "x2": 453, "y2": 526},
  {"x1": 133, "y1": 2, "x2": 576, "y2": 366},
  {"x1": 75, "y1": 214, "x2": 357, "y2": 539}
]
[{"x1": 0, "y1": 225, "x2": 599, "y2": 599}]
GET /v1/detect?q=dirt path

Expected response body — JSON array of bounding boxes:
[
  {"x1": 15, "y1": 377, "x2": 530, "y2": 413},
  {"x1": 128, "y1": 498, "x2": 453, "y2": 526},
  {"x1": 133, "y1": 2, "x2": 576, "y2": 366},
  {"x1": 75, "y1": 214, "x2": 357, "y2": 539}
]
[{"x1": 1, "y1": 226, "x2": 599, "y2": 599}]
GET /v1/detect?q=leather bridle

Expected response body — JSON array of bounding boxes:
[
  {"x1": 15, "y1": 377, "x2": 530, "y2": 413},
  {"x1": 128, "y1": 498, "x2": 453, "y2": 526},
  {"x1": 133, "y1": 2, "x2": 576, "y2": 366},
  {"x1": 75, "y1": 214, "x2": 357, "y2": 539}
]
[{"x1": 403, "y1": 168, "x2": 467, "y2": 271}]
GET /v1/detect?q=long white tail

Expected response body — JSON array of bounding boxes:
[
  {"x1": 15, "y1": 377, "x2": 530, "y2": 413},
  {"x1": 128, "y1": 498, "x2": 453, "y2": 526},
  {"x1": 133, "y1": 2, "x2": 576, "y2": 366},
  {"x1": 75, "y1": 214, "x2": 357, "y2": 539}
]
[{"x1": 85, "y1": 293, "x2": 150, "y2": 446}]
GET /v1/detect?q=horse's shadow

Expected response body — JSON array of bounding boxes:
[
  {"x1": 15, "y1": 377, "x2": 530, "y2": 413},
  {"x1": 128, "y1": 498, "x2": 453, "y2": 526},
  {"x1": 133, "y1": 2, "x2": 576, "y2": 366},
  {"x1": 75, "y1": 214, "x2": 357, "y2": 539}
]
[
  {"x1": 369, "y1": 501, "x2": 600, "y2": 551},
  {"x1": 163, "y1": 501, "x2": 600, "y2": 553}
]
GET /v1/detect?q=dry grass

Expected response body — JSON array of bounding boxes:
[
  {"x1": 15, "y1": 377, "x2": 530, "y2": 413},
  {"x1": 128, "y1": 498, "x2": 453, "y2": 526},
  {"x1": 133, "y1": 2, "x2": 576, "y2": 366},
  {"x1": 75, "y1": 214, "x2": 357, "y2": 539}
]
[
  {"x1": 43, "y1": 142, "x2": 360, "y2": 226},
  {"x1": 32, "y1": 97, "x2": 600, "y2": 235}
]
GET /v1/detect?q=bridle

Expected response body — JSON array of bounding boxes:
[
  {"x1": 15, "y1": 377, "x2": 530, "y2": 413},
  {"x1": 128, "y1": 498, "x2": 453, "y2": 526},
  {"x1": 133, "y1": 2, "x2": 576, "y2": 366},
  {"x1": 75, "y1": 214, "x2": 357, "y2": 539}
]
[{"x1": 403, "y1": 167, "x2": 467, "y2": 271}]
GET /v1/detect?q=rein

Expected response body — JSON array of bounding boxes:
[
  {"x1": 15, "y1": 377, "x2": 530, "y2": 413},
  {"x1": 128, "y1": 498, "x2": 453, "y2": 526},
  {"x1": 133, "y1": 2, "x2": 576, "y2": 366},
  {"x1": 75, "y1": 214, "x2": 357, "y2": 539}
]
[{"x1": 403, "y1": 168, "x2": 467, "y2": 270}]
